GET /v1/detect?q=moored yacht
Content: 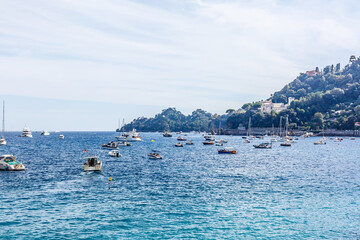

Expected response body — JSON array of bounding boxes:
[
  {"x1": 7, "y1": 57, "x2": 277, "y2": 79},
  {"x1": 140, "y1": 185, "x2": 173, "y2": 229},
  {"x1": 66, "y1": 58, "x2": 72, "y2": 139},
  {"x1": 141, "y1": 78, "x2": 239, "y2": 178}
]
[
  {"x1": 163, "y1": 132, "x2": 172, "y2": 137},
  {"x1": 22, "y1": 126, "x2": 33, "y2": 138},
  {"x1": 116, "y1": 129, "x2": 142, "y2": 142},
  {"x1": 0, "y1": 155, "x2": 25, "y2": 171},
  {"x1": 101, "y1": 141, "x2": 119, "y2": 149}
]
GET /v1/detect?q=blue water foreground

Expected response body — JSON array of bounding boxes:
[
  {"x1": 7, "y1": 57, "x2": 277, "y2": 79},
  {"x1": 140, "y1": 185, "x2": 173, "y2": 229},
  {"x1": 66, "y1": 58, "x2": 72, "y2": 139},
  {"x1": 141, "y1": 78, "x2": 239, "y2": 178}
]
[{"x1": 0, "y1": 132, "x2": 359, "y2": 239}]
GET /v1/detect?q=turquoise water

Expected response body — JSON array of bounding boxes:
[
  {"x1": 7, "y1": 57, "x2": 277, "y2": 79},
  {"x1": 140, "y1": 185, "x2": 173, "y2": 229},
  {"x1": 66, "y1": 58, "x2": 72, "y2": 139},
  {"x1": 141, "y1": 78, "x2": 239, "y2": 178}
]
[{"x1": 0, "y1": 132, "x2": 359, "y2": 239}]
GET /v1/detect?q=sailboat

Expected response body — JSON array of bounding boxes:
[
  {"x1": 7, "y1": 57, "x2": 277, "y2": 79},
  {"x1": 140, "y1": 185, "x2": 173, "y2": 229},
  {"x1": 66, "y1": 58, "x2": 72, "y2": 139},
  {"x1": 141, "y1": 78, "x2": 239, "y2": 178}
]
[
  {"x1": 0, "y1": 101, "x2": 6, "y2": 145},
  {"x1": 244, "y1": 117, "x2": 251, "y2": 143},
  {"x1": 280, "y1": 117, "x2": 291, "y2": 146}
]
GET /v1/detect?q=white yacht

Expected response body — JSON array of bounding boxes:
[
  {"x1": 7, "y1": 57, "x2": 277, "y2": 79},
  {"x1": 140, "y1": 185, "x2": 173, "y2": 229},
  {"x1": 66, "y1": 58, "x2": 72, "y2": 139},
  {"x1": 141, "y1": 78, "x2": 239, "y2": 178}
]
[
  {"x1": 22, "y1": 126, "x2": 33, "y2": 138},
  {"x1": 0, "y1": 155, "x2": 25, "y2": 171},
  {"x1": 116, "y1": 129, "x2": 142, "y2": 142},
  {"x1": 41, "y1": 130, "x2": 50, "y2": 136},
  {"x1": 0, "y1": 101, "x2": 6, "y2": 145},
  {"x1": 108, "y1": 150, "x2": 121, "y2": 157},
  {"x1": 59, "y1": 134, "x2": 65, "y2": 139},
  {"x1": 83, "y1": 156, "x2": 102, "y2": 171}
]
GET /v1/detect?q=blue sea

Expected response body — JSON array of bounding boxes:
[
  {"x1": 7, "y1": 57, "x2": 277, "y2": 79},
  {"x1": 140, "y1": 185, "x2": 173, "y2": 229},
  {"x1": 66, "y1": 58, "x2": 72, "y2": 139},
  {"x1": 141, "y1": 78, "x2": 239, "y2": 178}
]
[{"x1": 0, "y1": 132, "x2": 359, "y2": 239}]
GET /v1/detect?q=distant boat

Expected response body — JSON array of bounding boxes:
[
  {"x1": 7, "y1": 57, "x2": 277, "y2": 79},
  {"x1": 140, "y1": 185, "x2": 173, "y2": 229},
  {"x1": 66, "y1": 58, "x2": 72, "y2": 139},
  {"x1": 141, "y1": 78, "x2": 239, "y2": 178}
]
[
  {"x1": 175, "y1": 142, "x2": 183, "y2": 147},
  {"x1": 41, "y1": 130, "x2": 50, "y2": 136},
  {"x1": 108, "y1": 150, "x2": 121, "y2": 157},
  {"x1": 253, "y1": 142, "x2": 272, "y2": 149},
  {"x1": 163, "y1": 132, "x2": 172, "y2": 137},
  {"x1": 186, "y1": 140, "x2": 194, "y2": 145},
  {"x1": 177, "y1": 136, "x2": 187, "y2": 141},
  {"x1": 218, "y1": 148, "x2": 237, "y2": 154},
  {"x1": 314, "y1": 139, "x2": 326, "y2": 145},
  {"x1": 116, "y1": 129, "x2": 142, "y2": 142},
  {"x1": 203, "y1": 141, "x2": 214, "y2": 145},
  {"x1": 59, "y1": 134, "x2": 65, "y2": 139},
  {"x1": 148, "y1": 150, "x2": 163, "y2": 159},
  {"x1": 22, "y1": 126, "x2": 33, "y2": 138},
  {"x1": 101, "y1": 141, "x2": 119, "y2": 149},
  {"x1": 0, "y1": 101, "x2": 6, "y2": 145}
]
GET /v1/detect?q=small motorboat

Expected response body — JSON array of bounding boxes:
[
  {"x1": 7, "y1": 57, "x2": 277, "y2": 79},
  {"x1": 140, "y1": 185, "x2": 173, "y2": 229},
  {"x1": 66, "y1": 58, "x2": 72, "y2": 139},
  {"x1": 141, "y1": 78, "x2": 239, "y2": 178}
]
[
  {"x1": 253, "y1": 142, "x2": 272, "y2": 149},
  {"x1": 215, "y1": 142, "x2": 223, "y2": 146},
  {"x1": 203, "y1": 141, "x2": 214, "y2": 145},
  {"x1": 177, "y1": 136, "x2": 187, "y2": 141},
  {"x1": 204, "y1": 135, "x2": 215, "y2": 141},
  {"x1": 41, "y1": 130, "x2": 50, "y2": 136},
  {"x1": 0, "y1": 155, "x2": 25, "y2": 171},
  {"x1": 118, "y1": 141, "x2": 131, "y2": 146},
  {"x1": 244, "y1": 139, "x2": 251, "y2": 143},
  {"x1": 59, "y1": 134, "x2": 65, "y2": 139},
  {"x1": 215, "y1": 139, "x2": 228, "y2": 143},
  {"x1": 148, "y1": 150, "x2": 163, "y2": 159},
  {"x1": 108, "y1": 150, "x2": 121, "y2": 157},
  {"x1": 280, "y1": 141, "x2": 291, "y2": 147},
  {"x1": 175, "y1": 142, "x2": 183, "y2": 147},
  {"x1": 350, "y1": 137, "x2": 355, "y2": 140},
  {"x1": 163, "y1": 132, "x2": 172, "y2": 137},
  {"x1": 314, "y1": 140, "x2": 326, "y2": 145},
  {"x1": 0, "y1": 137, "x2": 6, "y2": 145},
  {"x1": 101, "y1": 141, "x2": 119, "y2": 149},
  {"x1": 218, "y1": 148, "x2": 237, "y2": 154},
  {"x1": 186, "y1": 140, "x2": 194, "y2": 145},
  {"x1": 83, "y1": 156, "x2": 102, "y2": 171}
]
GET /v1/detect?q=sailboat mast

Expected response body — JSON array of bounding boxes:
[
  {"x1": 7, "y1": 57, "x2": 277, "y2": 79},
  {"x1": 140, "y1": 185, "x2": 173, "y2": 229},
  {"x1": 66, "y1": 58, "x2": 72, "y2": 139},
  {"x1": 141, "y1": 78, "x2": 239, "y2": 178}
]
[
  {"x1": 247, "y1": 117, "x2": 251, "y2": 137},
  {"x1": 2, "y1": 101, "x2": 4, "y2": 138},
  {"x1": 279, "y1": 116, "x2": 282, "y2": 137}
]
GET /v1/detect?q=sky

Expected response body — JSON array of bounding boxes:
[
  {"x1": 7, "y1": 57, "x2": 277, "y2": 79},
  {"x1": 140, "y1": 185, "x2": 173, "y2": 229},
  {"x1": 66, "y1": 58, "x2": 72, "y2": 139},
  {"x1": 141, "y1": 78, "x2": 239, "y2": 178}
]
[{"x1": 1, "y1": 0, "x2": 360, "y2": 131}]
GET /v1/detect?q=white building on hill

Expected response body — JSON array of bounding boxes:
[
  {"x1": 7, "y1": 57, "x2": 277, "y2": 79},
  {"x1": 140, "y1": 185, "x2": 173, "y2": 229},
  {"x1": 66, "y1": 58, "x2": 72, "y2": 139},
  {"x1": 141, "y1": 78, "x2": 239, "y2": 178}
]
[{"x1": 260, "y1": 97, "x2": 294, "y2": 113}]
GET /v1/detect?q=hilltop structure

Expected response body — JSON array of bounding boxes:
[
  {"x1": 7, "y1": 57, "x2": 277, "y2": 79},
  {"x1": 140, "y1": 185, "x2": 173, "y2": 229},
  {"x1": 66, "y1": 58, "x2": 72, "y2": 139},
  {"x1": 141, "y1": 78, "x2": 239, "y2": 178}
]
[{"x1": 260, "y1": 97, "x2": 294, "y2": 113}]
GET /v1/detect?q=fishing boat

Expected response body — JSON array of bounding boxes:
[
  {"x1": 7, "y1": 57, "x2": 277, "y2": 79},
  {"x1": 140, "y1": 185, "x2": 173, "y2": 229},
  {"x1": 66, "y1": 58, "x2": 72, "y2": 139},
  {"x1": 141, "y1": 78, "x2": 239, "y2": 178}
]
[
  {"x1": 163, "y1": 132, "x2": 172, "y2": 137},
  {"x1": 108, "y1": 150, "x2": 121, "y2": 157},
  {"x1": 148, "y1": 150, "x2": 163, "y2": 159},
  {"x1": 253, "y1": 142, "x2": 272, "y2": 149},
  {"x1": 0, "y1": 101, "x2": 6, "y2": 145},
  {"x1": 83, "y1": 156, "x2": 102, "y2": 171},
  {"x1": 203, "y1": 141, "x2": 215, "y2": 145},
  {"x1": 101, "y1": 141, "x2": 119, "y2": 149},
  {"x1": 177, "y1": 136, "x2": 187, "y2": 141},
  {"x1": 41, "y1": 130, "x2": 50, "y2": 136},
  {"x1": 0, "y1": 155, "x2": 25, "y2": 171},
  {"x1": 185, "y1": 140, "x2": 194, "y2": 145},
  {"x1": 22, "y1": 126, "x2": 33, "y2": 138},
  {"x1": 175, "y1": 142, "x2": 183, "y2": 147},
  {"x1": 59, "y1": 134, "x2": 65, "y2": 139},
  {"x1": 218, "y1": 148, "x2": 237, "y2": 154}
]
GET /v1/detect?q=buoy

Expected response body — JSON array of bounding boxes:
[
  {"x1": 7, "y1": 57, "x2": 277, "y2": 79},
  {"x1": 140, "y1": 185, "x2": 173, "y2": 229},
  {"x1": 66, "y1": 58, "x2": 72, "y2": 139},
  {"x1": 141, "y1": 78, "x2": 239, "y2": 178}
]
[
  {"x1": 151, "y1": 139, "x2": 154, "y2": 142},
  {"x1": 108, "y1": 177, "x2": 112, "y2": 190}
]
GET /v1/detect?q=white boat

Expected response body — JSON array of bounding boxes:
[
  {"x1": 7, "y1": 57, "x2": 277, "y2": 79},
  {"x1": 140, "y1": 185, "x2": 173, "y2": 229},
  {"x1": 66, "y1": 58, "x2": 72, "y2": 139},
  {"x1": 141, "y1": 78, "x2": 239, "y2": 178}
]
[
  {"x1": 186, "y1": 140, "x2": 194, "y2": 145},
  {"x1": 108, "y1": 150, "x2": 121, "y2": 157},
  {"x1": 0, "y1": 155, "x2": 25, "y2": 171},
  {"x1": 0, "y1": 101, "x2": 6, "y2": 145},
  {"x1": 22, "y1": 126, "x2": 33, "y2": 138},
  {"x1": 314, "y1": 139, "x2": 326, "y2": 145},
  {"x1": 41, "y1": 130, "x2": 50, "y2": 136},
  {"x1": 215, "y1": 139, "x2": 228, "y2": 143},
  {"x1": 116, "y1": 129, "x2": 142, "y2": 142},
  {"x1": 175, "y1": 142, "x2": 183, "y2": 147},
  {"x1": 118, "y1": 141, "x2": 131, "y2": 147},
  {"x1": 59, "y1": 134, "x2": 65, "y2": 139},
  {"x1": 83, "y1": 156, "x2": 102, "y2": 171},
  {"x1": 177, "y1": 136, "x2": 187, "y2": 141}
]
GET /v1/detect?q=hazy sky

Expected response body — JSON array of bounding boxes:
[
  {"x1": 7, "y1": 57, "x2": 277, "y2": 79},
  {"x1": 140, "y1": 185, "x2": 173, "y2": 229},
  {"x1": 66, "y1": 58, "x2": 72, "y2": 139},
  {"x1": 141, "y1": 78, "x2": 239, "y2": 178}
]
[{"x1": 1, "y1": 0, "x2": 360, "y2": 130}]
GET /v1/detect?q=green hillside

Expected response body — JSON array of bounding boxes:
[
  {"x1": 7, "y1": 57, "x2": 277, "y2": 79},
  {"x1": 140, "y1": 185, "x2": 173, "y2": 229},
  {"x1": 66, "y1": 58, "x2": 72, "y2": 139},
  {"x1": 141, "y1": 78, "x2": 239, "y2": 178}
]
[{"x1": 124, "y1": 55, "x2": 360, "y2": 132}]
